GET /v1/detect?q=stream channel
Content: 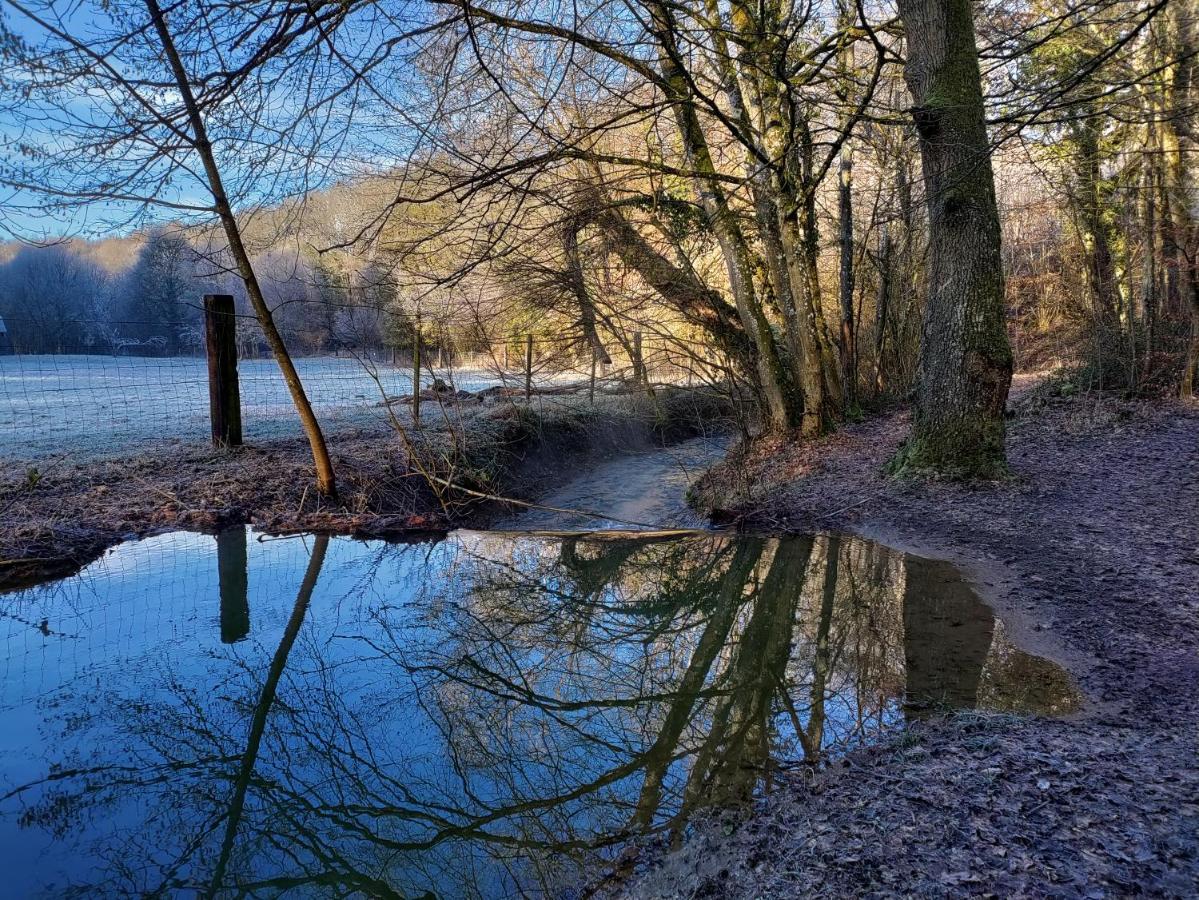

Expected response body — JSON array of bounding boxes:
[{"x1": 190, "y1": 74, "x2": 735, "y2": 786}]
[{"x1": 0, "y1": 433, "x2": 1079, "y2": 896}]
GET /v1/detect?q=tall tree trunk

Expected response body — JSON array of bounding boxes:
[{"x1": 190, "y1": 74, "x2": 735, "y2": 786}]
[
  {"x1": 778, "y1": 209, "x2": 834, "y2": 435},
  {"x1": 874, "y1": 230, "x2": 893, "y2": 392},
  {"x1": 799, "y1": 119, "x2": 846, "y2": 415},
  {"x1": 1165, "y1": 0, "x2": 1199, "y2": 396},
  {"x1": 893, "y1": 154, "x2": 920, "y2": 390},
  {"x1": 836, "y1": 5, "x2": 858, "y2": 408},
  {"x1": 892, "y1": 0, "x2": 1013, "y2": 476},
  {"x1": 720, "y1": 0, "x2": 842, "y2": 433},
  {"x1": 1141, "y1": 115, "x2": 1159, "y2": 356},
  {"x1": 699, "y1": 0, "x2": 809, "y2": 408},
  {"x1": 145, "y1": 0, "x2": 337, "y2": 496},
  {"x1": 838, "y1": 148, "x2": 858, "y2": 408},
  {"x1": 647, "y1": 0, "x2": 799, "y2": 429}
]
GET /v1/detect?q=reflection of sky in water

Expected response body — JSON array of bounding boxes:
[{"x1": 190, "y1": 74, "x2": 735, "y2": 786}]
[{"x1": 0, "y1": 529, "x2": 1078, "y2": 897}]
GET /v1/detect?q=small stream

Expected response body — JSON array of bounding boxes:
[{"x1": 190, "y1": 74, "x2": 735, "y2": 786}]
[
  {"x1": 499, "y1": 431, "x2": 732, "y2": 531},
  {"x1": 0, "y1": 441, "x2": 1079, "y2": 897}
]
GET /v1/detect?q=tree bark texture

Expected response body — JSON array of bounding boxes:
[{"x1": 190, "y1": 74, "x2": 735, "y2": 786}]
[
  {"x1": 1165, "y1": 0, "x2": 1199, "y2": 396},
  {"x1": 894, "y1": 0, "x2": 1013, "y2": 476}
]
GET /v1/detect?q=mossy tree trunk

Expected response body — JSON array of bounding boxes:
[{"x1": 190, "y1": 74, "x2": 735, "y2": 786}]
[
  {"x1": 893, "y1": 0, "x2": 1013, "y2": 477},
  {"x1": 719, "y1": 0, "x2": 838, "y2": 435},
  {"x1": 1070, "y1": 114, "x2": 1123, "y2": 328},
  {"x1": 1163, "y1": 0, "x2": 1199, "y2": 397}
]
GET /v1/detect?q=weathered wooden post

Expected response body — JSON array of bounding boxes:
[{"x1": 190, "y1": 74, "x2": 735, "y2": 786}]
[
  {"x1": 589, "y1": 347, "x2": 597, "y2": 404},
  {"x1": 412, "y1": 314, "x2": 422, "y2": 426},
  {"x1": 524, "y1": 333, "x2": 534, "y2": 400},
  {"x1": 204, "y1": 294, "x2": 242, "y2": 448},
  {"x1": 632, "y1": 331, "x2": 644, "y2": 387}
]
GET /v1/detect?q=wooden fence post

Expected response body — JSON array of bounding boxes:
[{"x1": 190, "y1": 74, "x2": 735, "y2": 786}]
[
  {"x1": 204, "y1": 294, "x2": 242, "y2": 448},
  {"x1": 632, "y1": 331, "x2": 644, "y2": 387},
  {"x1": 525, "y1": 333, "x2": 534, "y2": 400},
  {"x1": 412, "y1": 314, "x2": 422, "y2": 426},
  {"x1": 589, "y1": 347, "x2": 597, "y2": 404}
]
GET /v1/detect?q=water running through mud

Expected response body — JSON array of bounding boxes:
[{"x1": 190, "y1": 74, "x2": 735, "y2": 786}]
[
  {"x1": 0, "y1": 440, "x2": 1079, "y2": 896},
  {"x1": 498, "y1": 431, "x2": 732, "y2": 531}
]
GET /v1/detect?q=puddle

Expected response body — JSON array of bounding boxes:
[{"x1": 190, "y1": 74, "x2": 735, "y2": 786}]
[{"x1": 0, "y1": 527, "x2": 1078, "y2": 896}]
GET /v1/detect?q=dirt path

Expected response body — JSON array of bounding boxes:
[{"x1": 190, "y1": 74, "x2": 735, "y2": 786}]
[{"x1": 613, "y1": 382, "x2": 1199, "y2": 897}]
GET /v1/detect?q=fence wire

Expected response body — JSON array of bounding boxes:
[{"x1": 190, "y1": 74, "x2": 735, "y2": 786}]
[{"x1": 0, "y1": 313, "x2": 726, "y2": 464}]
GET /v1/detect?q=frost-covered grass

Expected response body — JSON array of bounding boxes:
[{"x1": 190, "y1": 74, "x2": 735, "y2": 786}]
[{"x1": 0, "y1": 354, "x2": 528, "y2": 462}]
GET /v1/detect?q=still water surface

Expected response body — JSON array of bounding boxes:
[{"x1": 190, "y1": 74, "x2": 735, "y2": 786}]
[{"x1": 0, "y1": 528, "x2": 1077, "y2": 896}]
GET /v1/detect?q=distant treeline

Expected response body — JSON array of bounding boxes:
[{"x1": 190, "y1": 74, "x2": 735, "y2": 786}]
[{"x1": 0, "y1": 229, "x2": 406, "y2": 357}]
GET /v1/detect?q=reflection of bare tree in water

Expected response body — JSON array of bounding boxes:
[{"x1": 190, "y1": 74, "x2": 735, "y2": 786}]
[
  {"x1": 208, "y1": 533, "x2": 328, "y2": 898},
  {"x1": 2, "y1": 531, "x2": 1075, "y2": 897},
  {"x1": 902, "y1": 556, "x2": 993, "y2": 713},
  {"x1": 671, "y1": 535, "x2": 813, "y2": 822}
]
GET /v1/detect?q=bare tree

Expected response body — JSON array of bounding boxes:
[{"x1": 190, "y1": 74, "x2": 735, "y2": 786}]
[{"x1": 0, "y1": 0, "x2": 347, "y2": 494}]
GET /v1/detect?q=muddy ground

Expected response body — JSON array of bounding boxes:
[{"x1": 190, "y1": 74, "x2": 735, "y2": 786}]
[{"x1": 610, "y1": 377, "x2": 1199, "y2": 897}]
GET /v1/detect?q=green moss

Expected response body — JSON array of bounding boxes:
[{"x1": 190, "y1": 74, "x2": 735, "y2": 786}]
[{"x1": 887, "y1": 415, "x2": 1010, "y2": 481}]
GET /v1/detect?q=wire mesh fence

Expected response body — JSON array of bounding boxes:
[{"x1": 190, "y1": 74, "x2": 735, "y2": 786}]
[{"x1": 0, "y1": 312, "x2": 726, "y2": 464}]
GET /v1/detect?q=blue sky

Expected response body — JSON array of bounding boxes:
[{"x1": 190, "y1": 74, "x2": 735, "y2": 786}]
[{"x1": 0, "y1": 1, "x2": 388, "y2": 241}]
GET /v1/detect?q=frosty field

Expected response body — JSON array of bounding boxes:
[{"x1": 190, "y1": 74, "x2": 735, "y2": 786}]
[{"x1": 0, "y1": 354, "x2": 514, "y2": 462}]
